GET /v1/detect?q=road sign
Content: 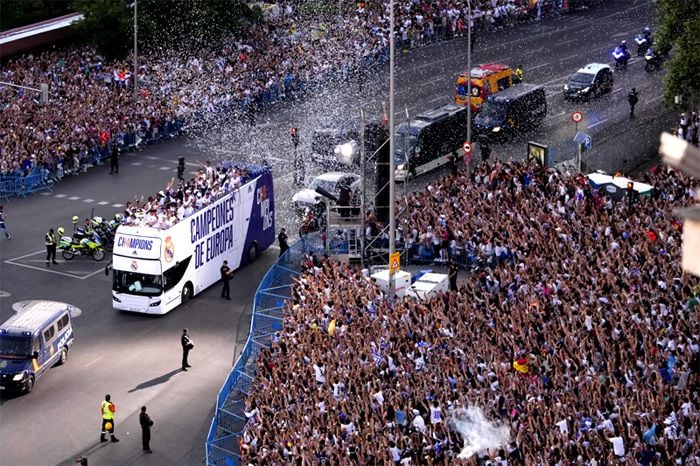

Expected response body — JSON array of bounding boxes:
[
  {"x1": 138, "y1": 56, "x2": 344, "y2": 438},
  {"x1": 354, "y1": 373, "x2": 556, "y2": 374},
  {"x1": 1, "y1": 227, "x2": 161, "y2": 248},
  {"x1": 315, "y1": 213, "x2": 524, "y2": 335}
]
[
  {"x1": 573, "y1": 131, "x2": 593, "y2": 150},
  {"x1": 389, "y1": 252, "x2": 400, "y2": 273},
  {"x1": 462, "y1": 141, "x2": 472, "y2": 155},
  {"x1": 572, "y1": 111, "x2": 583, "y2": 123}
]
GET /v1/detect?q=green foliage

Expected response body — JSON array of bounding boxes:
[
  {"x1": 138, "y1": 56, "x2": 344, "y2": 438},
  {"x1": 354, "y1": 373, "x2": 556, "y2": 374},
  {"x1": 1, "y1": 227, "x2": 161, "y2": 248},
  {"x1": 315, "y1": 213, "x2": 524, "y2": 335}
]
[
  {"x1": 656, "y1": 0, "x2": 700, "y2": 105},
  {"x1": 0, "y1": 0, "x2": 74, "y2": 32},
  {"x1": 71, "y1": 0, "x2": 132, "y2": 60},
  {"x1": 69, "y1": 0, "x2": 256, "y2": 60}
]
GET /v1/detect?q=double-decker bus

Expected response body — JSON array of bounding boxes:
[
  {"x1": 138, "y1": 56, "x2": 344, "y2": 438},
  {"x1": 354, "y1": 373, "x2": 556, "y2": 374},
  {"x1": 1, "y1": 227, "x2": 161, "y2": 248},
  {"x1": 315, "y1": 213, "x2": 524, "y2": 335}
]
[{"x1": 111, "y1": 165, "x2": 275, "y2": 314}]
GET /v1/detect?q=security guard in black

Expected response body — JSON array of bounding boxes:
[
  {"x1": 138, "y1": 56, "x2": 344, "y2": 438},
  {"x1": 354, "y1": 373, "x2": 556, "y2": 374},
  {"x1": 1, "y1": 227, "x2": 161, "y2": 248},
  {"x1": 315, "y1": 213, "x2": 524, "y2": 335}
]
[
  {"x1": 45, "y1": 228, "x2": 57, "y2": 266},
  {"x1": 220, "y1": 260, "x2": 233, "y2": 300}
]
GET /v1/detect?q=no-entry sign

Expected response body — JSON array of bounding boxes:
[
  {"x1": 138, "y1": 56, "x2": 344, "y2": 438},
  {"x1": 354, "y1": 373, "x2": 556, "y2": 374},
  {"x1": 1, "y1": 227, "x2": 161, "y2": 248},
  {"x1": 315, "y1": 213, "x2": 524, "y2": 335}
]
[{"x1": 462, "y1": 141, "x2": 472, "y2": 155}]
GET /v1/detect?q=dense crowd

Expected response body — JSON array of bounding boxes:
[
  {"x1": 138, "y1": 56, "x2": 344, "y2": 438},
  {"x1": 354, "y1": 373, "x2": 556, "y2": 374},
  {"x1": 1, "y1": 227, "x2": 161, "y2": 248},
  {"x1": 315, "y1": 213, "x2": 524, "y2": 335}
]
[
  {"x1": 0, "y1": 0, "x2": 579, "y2": 180},
  {"x1": 241, "y1": 161, "x2": 699, "y2": 464},
  {"x1": 673, "y1": 111, "x2": 699, "y2": 147},
  {"x1": 119, "y1": 161, "x2": 251, "y2": 229}
]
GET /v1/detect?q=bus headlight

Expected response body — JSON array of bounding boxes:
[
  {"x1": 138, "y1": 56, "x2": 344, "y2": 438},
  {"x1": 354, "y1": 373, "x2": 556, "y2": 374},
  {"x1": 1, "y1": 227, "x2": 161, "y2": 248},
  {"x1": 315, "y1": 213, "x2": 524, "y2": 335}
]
[
  {"x1": 12, "y1": 373, "x2": 25, "y2": 381},
  {"x1": 492, "y1": 127, "x2": 501, "y2": 133},
  {"x1": 564, "y1": 84, "x2": 569, "y2": 91}
]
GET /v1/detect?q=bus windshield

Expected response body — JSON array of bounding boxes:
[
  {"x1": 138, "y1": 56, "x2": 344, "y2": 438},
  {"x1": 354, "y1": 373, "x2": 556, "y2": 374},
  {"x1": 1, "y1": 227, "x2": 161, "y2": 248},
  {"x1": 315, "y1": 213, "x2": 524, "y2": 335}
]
[
  {"x1": 396, "y1": 133, "x2": 418, "y2": 164},
  {"x1": 113, "y1": 270, "x2": 162, "y2": 297},
  {"x1": 480, "y1": 101, "x2": 508, "y2": 121},
  {"x1": 0, "y1": 335, "x2": 32, "y2": 359}
]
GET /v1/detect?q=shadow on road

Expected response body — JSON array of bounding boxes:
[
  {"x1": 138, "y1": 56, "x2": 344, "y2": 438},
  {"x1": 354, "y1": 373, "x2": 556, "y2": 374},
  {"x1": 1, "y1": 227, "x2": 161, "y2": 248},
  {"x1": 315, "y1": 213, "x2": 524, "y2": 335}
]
[
  {"x1": 128, "y1": 368, "x2": 182, "y2": 393},
  {"x1": 56, "y1": 441, "x2": 110, "y2": 466}
]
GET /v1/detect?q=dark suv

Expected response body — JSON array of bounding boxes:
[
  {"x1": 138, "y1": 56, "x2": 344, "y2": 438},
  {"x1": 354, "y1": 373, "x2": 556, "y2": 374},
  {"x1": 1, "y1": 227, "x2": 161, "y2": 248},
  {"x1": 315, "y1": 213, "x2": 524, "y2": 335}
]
[{"x1": 564, "y1": 63, "x2": 614, "y2": 101}]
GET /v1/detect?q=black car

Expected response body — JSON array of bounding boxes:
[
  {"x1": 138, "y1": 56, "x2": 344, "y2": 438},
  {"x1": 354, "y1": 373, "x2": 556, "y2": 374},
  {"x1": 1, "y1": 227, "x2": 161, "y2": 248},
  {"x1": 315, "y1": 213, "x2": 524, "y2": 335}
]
[{"x1": 563, "y1": 63, "x2": 614, "y2": 101}]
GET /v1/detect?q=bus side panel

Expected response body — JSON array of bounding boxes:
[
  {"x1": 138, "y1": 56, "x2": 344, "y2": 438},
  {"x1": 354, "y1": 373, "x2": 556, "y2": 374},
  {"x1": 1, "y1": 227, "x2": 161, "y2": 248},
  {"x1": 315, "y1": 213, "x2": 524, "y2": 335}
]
[{"x1": 241, "y1": 172, "x2": 276, "y2": 265}]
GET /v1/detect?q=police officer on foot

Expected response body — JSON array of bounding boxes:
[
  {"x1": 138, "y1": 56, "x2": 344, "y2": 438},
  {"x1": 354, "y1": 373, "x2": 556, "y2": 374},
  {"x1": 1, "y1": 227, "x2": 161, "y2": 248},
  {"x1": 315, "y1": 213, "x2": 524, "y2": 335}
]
[
  {"x1": 140, "y1": 406, "x2": 154, "y2": 453},
  {"x1": 278, "y1": 228, "x2": 289, "y2": 258},
  {"x1": 514, "y1": 65, "x2": 523, "y2": 84},
  {"x1": 628, "y1": 88, "x2": 639, "y2": 118},
  {"x1": 100, "y1": 394, "x2": 119, "y2": 443},
  {"x1": 45, "y1": 228, "x2": 58, "y2": 266},
  {"x1": 220, "y1": 260, "x2": 233, "y2": 300},
  {"x1": 109, "y1": 145, "x2": 119, "y2": 175},
  {"x1": 181, "y1": 329, "x2": 193, "y2": 370}
]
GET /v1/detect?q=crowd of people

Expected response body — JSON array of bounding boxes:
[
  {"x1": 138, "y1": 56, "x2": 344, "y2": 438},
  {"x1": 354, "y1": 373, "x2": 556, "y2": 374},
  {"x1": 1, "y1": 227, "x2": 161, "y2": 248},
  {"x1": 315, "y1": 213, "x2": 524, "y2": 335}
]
[
  {"x1": 119, "y1": 161, "x2": 251, "y2": 229},
  {"x1": 673, "y1": 111, "x2": 700, "y2": 147},
  {"x1": 0, "y1": 0, "x2": 583, "y2": 182},
  {"x1": 240, "y1": 160, "x2": 699, "y2": 464}
]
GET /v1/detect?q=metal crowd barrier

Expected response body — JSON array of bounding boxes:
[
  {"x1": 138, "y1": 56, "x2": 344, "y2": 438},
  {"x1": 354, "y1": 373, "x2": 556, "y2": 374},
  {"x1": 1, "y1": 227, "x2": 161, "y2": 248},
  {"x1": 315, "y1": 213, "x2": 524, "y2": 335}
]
[{"x1": 205, "y1": 238, "x2": 313, "y2": 466}]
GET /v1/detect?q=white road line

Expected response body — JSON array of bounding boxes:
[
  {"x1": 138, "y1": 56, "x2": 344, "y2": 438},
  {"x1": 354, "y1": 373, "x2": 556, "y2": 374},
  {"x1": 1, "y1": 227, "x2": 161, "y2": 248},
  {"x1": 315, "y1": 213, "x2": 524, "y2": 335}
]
[
  {"x1": 83, "y1": 198, "x2": 94, "y2": 203},
  {"x1": 3, "y1": 260, "x2": 90, "y2": 279},
  {"x1": 84, "y1": 356, "x2": 104, "y2": 368},
  {"x1": 5, "y1": 249, "x2": 46, "y2": 261},
  {"x1": 159, "y1": 166, "x2": 171, "y2": 171},
  {"x1": 69, "y1": 196, "x2": 80, "y2": 201},
  {"x1": 97, "y1": 201, "x2": 109, "y2": 206},
  {"x1": 542, "y1": 73, "x2": 572, "y2": 85},
  {"x1": 588, "y1": 119, "x2": 608, "y2": 129},
  {"x1": 55, "y1": 194, "x2": 66, "y2": 198},
  {"x1": 544, "y1": 111, "x2": 566, "y2": 122},
  {"x1": 112, "y1": 203, "x2": 124, "y2": 208},
  {"x1": 613, "y1": 31, "x2": 629, "y2": 38},
  {"x1": 559, "y1": 38, "x2": 577, "y2": 47},
  {"x1": 140, "y1": 324, "x2": 159, "y2": 336},
  {"x1": 611, "y1": 88, "x2": 624, "y2": 94},
  {"x1": 41, "y1": 192, "x2": 52, "y2": 196},
  {"x1": 131, "y1": 162, "x2": 143, "y2": 166},
  {"x1": 647, "y1": 95, "x2": 664, "y2": 103},
  {"x1": 527, "y1": 62, "x2": 550, "y2": 71},
  {"x1": 559, "y1": 54, "x2": 578, "y2": 62},
  {"x1": 428, "y1": 95, "x2": 446, "y2": 103},
  {"x1": 144, "y1": 156, "x2": 159, "y2": 160}
]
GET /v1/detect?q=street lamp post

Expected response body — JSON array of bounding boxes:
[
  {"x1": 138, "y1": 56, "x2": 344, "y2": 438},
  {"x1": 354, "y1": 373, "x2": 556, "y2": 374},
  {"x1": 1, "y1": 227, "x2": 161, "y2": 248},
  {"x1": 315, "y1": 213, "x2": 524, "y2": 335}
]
[
  {"x1": 133, "y1": 0, "x2": 138, "y2": 100},
  {"x1": 388, "y1": 0, "x2": 396, "y2": 300},
  {"x1": 466, "y1": 0, "x2": 472, "y2": 177}
]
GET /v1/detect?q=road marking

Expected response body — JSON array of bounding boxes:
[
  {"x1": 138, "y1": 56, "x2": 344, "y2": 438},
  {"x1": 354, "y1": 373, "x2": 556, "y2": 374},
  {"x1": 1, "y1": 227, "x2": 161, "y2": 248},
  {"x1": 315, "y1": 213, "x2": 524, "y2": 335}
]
[
  {"x1": 542, "y1": 73, "x2": 572, "y2": 85},
  {"x1": 140, "y1": 324, "x2": 159, "y2": 336},
  {"x1": 527, "y1": 62, "x2": 550, "y2": 71},
  {"x1": 69, "y1": 196, "x2": 80, "y2": 201},
  {"x1": 559, "y1": 38, "x2": 577, "y2": 47},
  {"x1": 428, "y1": 95, "x2": 447, "y2": 104},
  {"x1": 0, "y1": 291, "x2": 11, "y2": 298},
  {"x1": 4, "y1": 251, "x2": 110, "y2": 279},
  {"x1": 85, "y1": 356, "x2": 104, "y2": 368},
  {"x1": 144, "y1": 156, "x2": 159, "y2": 160},
  {"x1": 611, "y1": 88, "x2": 624, "y2": 94},
  {"x1": 41, "y1": 192, "x2": 52, "y2": 196},
  {"x1": 55, "y1": 194, "x2": 66, "y2": 198},
  {"x1": 588, "y1": 118, "x2": 608, "y2": 129},
  {"x1": 159, "y1": 166, "x2": 171, "y2": 171},
  {"x1": 613, "y1": 31, "x2": 629, "y2": 38},
  {"x1": 83, "y1": 198, "x2": 94, "y2": 203},
  {"x1": 544, "y1": 111, "x2": 566, "y2": 122},
  {"x1": 131, "y1": 162, "x2": 143, "y2": 166},
  {"x1": 112, "y1": 203, "x2": 124, "y2": 208},
  {"x1": 647, "y1": 94, "x2": 664, "y2": 103},
  {"x1": 97, "y1": 201, "x2": 109, "y2": 205},
  {"x1": 559, "y1": 54, "x2": 578, "y2": 62}
]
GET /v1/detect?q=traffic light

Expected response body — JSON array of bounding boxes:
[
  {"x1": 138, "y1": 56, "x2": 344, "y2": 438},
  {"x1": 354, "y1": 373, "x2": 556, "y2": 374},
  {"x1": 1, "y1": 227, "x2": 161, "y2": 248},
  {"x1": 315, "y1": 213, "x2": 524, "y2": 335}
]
[
  {"x1": 290, "y1": 127, "x2": 299, "y2": 148},
  {"x1": 177, "y1": 157, "x2": 186, "y2": 180}
]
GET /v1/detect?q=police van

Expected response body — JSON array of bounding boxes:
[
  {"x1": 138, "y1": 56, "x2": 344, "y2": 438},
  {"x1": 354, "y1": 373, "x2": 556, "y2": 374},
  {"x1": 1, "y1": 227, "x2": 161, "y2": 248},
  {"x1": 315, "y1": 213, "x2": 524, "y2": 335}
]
[
  {"x1": 473, "y1": 84, "x2": 547, "y2": 138},
  {"x1": 0, "y1": 302, "x2": 74, "y2": 394}
]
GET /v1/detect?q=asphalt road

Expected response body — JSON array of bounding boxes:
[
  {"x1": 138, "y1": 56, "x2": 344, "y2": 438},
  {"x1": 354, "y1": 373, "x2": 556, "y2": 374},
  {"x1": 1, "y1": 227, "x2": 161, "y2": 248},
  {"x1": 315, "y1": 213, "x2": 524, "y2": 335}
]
[{"x1": 0, "y1": 0, "x2": 674, "y2": 464}]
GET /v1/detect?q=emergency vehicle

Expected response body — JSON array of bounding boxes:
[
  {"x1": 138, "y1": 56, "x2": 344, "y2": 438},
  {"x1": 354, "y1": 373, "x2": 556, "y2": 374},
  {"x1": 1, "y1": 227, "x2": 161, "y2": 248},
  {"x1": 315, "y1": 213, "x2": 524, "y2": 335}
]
[
  {"x1": 111, "y1": 165, "x2": 275, "y2": 314},
  {"x1": 0, "y1": 301, "x2": 74, "y2": 394},
  {"x1": 455, "y1": 63, "x2": 514, "y2": 112}
]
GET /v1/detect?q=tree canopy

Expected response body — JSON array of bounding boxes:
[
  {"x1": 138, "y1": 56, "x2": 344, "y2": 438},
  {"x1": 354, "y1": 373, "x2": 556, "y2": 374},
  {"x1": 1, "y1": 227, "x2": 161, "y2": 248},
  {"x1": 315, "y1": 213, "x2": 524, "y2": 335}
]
[
  {"x1": 656, "y1": 0, "x2": 700, "y2": 106},
  {"x1": 70, "y1": 0, "x2": 258, "y2": 60}
]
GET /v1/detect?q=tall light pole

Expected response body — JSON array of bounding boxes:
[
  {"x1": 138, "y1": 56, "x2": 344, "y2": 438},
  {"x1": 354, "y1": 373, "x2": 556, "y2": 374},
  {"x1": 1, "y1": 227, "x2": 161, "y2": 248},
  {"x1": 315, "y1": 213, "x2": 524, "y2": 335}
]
[
  {"x1": 133, "y1": 0, "x2": 138, "y2": 100},
  {"x1": 388, "y1": 0, "x2": 396, "y2": 300},
  {"x1": 466, "y1": 0, "x2": 472, "y2": 176}
]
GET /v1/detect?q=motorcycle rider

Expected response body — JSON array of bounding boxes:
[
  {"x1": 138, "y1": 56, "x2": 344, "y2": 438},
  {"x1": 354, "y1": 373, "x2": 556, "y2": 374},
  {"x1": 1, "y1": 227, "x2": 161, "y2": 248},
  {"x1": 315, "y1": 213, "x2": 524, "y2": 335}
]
[
  {"x1": 642, "y1": 26, "x2": 652, "y2": 43},
  {"x1": 619, "y1": 40, "x2": 629, "y2": 55}
]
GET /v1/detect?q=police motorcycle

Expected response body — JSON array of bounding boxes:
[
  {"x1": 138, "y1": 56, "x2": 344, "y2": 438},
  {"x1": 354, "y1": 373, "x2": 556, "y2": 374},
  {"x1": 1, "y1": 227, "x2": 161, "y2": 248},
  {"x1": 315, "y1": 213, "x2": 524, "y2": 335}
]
[
  {"x1": 634, "y1": 27, "x2": 652, "y2": 57},
  {"x1": 644, "y1": 47, "x2": 663, "y2": 73},
  {"x1": 612, "y1": 41, "x2": 631, "y2": 71},
  {"x1": 57, "y1": 226, "x2": 106, "y2": 261},
  {"x1": 90, "y1": 216, "x2": 115, "y2": 251}
]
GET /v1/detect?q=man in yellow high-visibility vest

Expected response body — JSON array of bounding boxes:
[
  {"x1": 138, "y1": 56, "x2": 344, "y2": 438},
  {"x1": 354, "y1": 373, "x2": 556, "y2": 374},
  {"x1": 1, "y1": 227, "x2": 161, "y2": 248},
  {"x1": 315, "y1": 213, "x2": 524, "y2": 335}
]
[{"x1": 100, "y1": 394, "x2": 120, "y2": 443}]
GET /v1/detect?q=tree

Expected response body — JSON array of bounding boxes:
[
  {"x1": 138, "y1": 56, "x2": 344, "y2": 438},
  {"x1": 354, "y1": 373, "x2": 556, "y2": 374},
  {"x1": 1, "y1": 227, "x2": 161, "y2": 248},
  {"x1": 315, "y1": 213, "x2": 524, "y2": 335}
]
[
  {"x1": 656, "y1": 0, "x2": 700, "y2": 106},
  {"x1": 71, "y1": 0, "x2": 131, "y2": 60}
]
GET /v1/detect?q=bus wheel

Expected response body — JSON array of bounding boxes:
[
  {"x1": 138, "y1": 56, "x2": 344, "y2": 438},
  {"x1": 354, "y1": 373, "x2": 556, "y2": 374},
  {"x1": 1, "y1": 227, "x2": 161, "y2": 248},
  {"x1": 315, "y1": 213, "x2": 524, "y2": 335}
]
[
  {"x1": 56, "y1": 349, "x2": 68, "y2": 366},
  {"x1": 25, "y1": 375, "x2": 35, "y2": 394},
  {"x1": 248, "y1": 243, "x2": 259, "y2": 263},
  {"x1": 181, "y1": 284, "x2": 193, "y2": 304}
]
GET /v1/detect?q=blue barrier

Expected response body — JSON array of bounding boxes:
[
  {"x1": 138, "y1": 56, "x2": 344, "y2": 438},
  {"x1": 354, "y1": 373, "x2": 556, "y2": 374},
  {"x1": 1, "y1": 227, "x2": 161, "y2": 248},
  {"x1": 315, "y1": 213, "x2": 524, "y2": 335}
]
[{"x1": 205, "y1": 238, "x2": 314, "y2": 466}]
